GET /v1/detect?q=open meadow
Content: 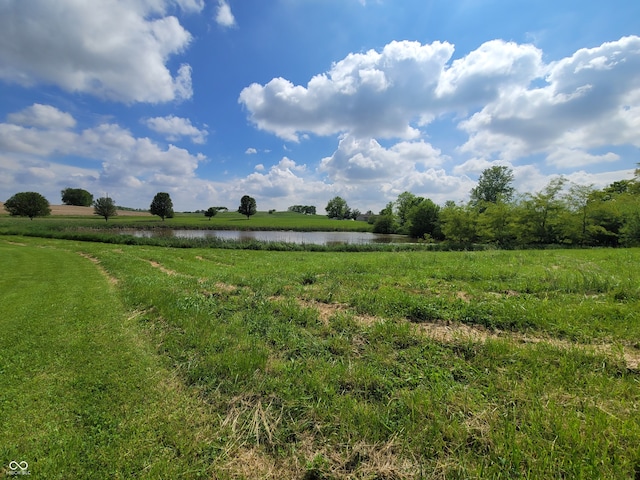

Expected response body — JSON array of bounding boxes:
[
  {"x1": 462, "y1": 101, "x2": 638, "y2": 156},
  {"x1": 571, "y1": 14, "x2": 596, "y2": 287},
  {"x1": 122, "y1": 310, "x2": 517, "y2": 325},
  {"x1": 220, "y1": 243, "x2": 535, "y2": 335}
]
[{"x1": 1, "y1": 232, "x2": 639, "y2": 478}]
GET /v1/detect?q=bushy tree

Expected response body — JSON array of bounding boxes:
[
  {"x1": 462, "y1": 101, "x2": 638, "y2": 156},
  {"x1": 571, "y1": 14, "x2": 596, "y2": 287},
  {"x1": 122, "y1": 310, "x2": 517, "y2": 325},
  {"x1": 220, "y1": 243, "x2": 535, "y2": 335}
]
[
  {"x1": 325, "y1": 196, "x2": 350, "y2": 219},
  {"x1": 395, "y1": 191, "x2": 424, "y2": 229},
  {"x1": 93, "y1": 197, "x2": 117, "y2": 222},
  {"x1": 372, "y1": 215, "x2": 397, "y2": 234},
  {"x1": 205, "y1": 207, "x2": 218, "y2": 220},
  {"x1": 517, "y1": 177, "x2": 567, "y2": 244},
  {"x1": 288, "y1": 205, "x2": 316, "y2": 215},
  {"x1": 238, "y1": 195, "x2": 257, "y2": 219},
  {"x1": 440, "y1": 202, "x2": 478, "y2": 244},
  {"x1": 4, "y1": 192, "x2": 51, "y2": 219},
  {"x1": 407, "y1": 199, "x2": 440, "y2": 239},
  {"x1": 61, "y1": 188, "x2": 93, "y2": 206},
  {"x1": 470, "y1": 166, "x2": 515, "y2": 209},
  {"x1": 477, "y1": 201, "x2": 517, "y2": 247},
  {"x1": 150, "y1": 192, "x2": 174, "y2": 221}
]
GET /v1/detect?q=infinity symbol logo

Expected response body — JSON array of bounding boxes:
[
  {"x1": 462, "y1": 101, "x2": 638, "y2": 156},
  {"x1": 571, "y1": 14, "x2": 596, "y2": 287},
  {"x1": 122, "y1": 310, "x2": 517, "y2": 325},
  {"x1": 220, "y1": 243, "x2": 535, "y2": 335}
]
[{"x1": 9, "y1": 461, "x2": 28, "y2": 471}]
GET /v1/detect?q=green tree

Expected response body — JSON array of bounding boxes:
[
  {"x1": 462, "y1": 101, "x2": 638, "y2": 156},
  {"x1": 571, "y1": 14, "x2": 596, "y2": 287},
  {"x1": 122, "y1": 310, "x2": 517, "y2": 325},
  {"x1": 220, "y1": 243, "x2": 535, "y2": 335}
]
[
  {"x1": 204, "y1": 207, "x2": 218, "y2": 220},
  {"x1": 4, "y1": 192, "x2": 51, "y2": 219},
  {"x1": 407, "y1": 199, "x2": 440, "y2": 239},
  {"x1": 395, "y1": 191, "x2": 424, "y2": 229},
  {"x1": 518, "y1": 177, "x2": 567, "y2": 244},
  {"x1": 560, "y1": 184, "x2": 596, "y2": 245},
  {"x1": 61, "y1": 188, "x2": 93, "y2": 206},
  {"x1": 93, "y1": 197, "x2": 117, "y2": 222},
  {"x1": 149, "y1": 192, "x2": 174, "y2": 221},
  {"x1": 440, "y1": 202, "x2": 478, "y2": 244},
  {"x1": 372, "y1": 215, "x2": 397, "y2": 234},
  {"x1": 325, "y1": 196, "x2": 350, "y2": 219},
  {"x1": 238, "y1": 195, "x2": 257, "y2": 219},
  {"x1": 470, "y1": 166, "x2": 515, "y2": 210},
  {"x1": 477, "y1": 201, "x2": 517, "y2": 247}
]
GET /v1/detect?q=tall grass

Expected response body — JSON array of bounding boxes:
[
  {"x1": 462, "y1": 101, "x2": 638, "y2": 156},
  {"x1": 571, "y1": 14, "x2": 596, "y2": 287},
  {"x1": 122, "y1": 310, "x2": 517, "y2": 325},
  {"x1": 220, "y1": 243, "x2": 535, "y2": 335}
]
[{"x1": 3, "y1": 236, "x2": 639, "y2": 478}]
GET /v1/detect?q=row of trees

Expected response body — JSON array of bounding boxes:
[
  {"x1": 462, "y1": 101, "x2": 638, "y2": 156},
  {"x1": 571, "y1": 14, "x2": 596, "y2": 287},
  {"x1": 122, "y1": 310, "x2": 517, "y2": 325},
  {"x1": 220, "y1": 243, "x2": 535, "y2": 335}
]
[
  {"x1": 288, "y1": 205, "x2": 317, "y2": 215},
  {"x1": 366, "y1": 165, "x2": 640, "y2": 247},
  {"x1": 2, "y1": 191, "x2": 177, "y2": 222}
]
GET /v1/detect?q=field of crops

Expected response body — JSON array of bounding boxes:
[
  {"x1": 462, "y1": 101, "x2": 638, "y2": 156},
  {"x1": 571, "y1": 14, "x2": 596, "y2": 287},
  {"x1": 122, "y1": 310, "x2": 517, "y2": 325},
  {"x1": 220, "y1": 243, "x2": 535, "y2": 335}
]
[{"x1": 1, "y1": 234, "x2": 639, "y2": 478}]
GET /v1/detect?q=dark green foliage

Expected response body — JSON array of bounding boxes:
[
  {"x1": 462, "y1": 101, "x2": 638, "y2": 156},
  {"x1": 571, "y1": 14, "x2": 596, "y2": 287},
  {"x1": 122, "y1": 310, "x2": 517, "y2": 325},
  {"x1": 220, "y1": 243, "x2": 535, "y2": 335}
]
[
  {"x1": 238, "y1": 195, "x2": 257, "y2": 219},
  {"x1": 149, "y1": 192, "x2": 174, "y2": 221},
  {"x1": 372, "y1": 214, "x2": 396, "y2": 234},
  {"x1": 395, "y1": 191, "x2": 424, "y2": 228},
  {"x1": 4, "y1": 191, "x2": 51, "y2": 219},
  {"x1": 325, "y1": 196, "x2": 351, "y2": 219},
  {"x1": 93, "y1": 197, "x2": 117, "y2": 221},
  {"x1": 289, "y1": 205, "x2": 316, "y2": 215},
  {"x1": 61, "y1": 187, "x2": 93, "y2": 206},
  {"x1": 407, "y1": 198, "x2": 441, "y2": 239},
  {"x1": 204, "y1": 207, "x2": 218, "y2": 220}
]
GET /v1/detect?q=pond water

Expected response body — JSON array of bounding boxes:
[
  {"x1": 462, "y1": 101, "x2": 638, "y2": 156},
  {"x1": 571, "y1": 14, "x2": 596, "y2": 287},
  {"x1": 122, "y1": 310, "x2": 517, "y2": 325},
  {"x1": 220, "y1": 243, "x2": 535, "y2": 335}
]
[{"x1": 121, "y1": 229, "x2": 411, "y2": 246}]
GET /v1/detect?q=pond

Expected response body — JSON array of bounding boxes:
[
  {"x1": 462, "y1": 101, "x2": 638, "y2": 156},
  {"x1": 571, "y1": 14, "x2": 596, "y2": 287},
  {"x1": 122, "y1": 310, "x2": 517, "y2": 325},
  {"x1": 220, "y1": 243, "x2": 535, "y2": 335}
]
[{"x1": 120, "y1": 229, "x2": 412, "y2": 246}]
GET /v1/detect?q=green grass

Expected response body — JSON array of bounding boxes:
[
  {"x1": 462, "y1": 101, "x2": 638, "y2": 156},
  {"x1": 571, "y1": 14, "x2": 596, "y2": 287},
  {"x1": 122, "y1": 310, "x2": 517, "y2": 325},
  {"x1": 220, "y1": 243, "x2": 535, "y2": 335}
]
[
  {"x1": 2, "y1": 236, "x2": 639, "y2": 478},
  {"x1": 0, "y1": 210, "x2": 374, "y2": 232},
  {"x1": 0, "y1": 241, "x2": 217, "y2": 478}
]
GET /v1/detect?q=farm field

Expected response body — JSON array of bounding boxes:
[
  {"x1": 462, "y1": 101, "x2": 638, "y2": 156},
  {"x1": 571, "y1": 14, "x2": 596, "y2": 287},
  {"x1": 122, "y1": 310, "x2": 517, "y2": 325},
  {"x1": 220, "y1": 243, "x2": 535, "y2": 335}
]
[{"x1": 1, "y1": 235, "x2": 639, "y2": 478}]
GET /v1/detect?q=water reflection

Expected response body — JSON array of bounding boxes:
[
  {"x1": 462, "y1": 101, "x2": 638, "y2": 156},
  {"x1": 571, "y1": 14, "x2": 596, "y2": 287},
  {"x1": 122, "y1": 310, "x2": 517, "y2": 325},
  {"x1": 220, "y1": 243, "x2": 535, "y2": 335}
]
[{"x1": 121, "y1": 229, "x2": 410, "y2": 245}]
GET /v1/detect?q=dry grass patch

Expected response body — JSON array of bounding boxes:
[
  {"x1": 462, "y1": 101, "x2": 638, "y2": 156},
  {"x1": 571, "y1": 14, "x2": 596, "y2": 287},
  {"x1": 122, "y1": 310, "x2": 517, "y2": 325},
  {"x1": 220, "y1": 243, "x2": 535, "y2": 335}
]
[
  {"x1": 78, "y1": 251, "x2": 118, "y2": 285},
  {"x1": 147, "y1": 259, "x2": 179, "y2": 276}
]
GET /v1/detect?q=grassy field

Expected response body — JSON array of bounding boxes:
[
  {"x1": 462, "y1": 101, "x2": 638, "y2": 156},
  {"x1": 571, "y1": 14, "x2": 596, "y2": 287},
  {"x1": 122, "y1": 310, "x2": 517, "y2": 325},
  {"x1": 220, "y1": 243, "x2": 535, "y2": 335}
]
[
  {"x1": 1, "y1": 235, "x2": 639, "y2": 478},
  {"x1": 0, "y1": 209, "x2": 374, "y2": 232}
]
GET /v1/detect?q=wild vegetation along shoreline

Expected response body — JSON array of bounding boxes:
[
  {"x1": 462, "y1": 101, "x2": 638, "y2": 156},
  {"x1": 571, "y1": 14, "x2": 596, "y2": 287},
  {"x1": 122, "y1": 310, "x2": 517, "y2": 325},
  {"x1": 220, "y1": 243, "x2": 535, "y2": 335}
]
[{"x1": 2, "y1": 235, "x2": 639, "y2": 478}]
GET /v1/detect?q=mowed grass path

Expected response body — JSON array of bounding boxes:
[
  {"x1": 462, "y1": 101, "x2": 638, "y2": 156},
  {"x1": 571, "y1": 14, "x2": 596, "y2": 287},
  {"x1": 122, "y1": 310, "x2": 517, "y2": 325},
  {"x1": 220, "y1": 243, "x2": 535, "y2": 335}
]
[{"x1": 0, "y1": 241, "x2": 216, "y2": 478}]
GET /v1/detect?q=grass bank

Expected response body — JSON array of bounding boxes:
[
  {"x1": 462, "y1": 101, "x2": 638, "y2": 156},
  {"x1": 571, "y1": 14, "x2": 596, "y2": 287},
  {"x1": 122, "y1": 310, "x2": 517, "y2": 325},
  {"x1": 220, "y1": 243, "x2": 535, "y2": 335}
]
[{"x1": 2, "y1": 236, "x2": 639, "y2": 478}]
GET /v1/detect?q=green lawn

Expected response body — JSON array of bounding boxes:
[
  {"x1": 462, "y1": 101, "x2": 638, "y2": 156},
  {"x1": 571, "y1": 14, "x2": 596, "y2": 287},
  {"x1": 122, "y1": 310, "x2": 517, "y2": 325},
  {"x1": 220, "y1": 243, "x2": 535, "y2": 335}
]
[
  {"x1": 2, "y1": 236, "x2": 639, "y2": 478},
  {"x1": 0, "y1": 240, "x2": 216, "y2": 478}
]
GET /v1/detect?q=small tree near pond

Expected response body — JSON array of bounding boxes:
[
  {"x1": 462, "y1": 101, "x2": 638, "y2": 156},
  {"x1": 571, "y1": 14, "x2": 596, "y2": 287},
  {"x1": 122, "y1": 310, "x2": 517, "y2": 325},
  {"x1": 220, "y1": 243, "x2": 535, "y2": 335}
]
[
  {"x1": 238, "y1": 195, "x2": 257, "y2": 219},
  {"x1": 94, "y1": 197, "x2": 117, "y2": 222},
  {"x1": 205, "y1": 207, "x2": 218, "y2": 220},
  {"x1": 150, "y1": 192, "x2": 174, "y2": 221}
]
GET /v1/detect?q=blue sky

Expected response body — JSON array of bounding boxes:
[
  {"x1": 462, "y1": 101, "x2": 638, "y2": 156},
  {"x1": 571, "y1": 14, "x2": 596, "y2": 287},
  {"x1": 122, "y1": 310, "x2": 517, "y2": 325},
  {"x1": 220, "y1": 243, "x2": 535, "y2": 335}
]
[{"x1": 1, "y1": 0, "x2": 639, "y2": 213}]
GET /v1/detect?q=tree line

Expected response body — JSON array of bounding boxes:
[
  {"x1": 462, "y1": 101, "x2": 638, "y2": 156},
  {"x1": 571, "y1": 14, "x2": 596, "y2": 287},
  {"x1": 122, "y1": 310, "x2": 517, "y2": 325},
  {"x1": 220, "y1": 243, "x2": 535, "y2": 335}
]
[
  {"x1": 4, "y1": 166, "x2": 640, "y2": 248},
  {"x1": 362, "y1": 165, "x2": 640, "y2": 247},
  {"x1": 2, "y1": 189, "x2": 260, "y2": 223}
]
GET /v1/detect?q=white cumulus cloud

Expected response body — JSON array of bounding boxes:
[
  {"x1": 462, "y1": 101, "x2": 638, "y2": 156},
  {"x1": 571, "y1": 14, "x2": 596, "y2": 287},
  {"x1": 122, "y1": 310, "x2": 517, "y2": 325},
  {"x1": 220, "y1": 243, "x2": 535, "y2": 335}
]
[
  {"x1": 0, "y1": 0, "x2": 194, "y2": 103},
  {"x1": 0, "y1": 104, "x2": 206, "y2": 208},
  {"x1": 216, "y1": 0, "x2": 236, "y2": 27},
  {"x1": 144, "y1": 115, "x2": 208, "y2": 144}
]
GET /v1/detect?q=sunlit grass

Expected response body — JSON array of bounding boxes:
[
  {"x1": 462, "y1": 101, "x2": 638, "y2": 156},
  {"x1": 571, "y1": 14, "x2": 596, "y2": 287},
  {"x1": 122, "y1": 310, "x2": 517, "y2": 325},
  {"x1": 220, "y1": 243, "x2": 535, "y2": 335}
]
[{"x1": 2, "y1": 236, "x2": 639, "y2": 478}]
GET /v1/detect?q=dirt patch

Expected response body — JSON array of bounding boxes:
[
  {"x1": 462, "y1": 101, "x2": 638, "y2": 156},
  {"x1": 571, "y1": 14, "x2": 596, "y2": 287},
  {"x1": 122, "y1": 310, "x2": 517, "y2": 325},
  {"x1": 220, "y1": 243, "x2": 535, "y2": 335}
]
[
  {"x1": 147, "y1": 260, "x2": 178, "y2": 276},
  {"x1": 456, "y1": 291, "x2": 471, "y2": 303},
  {"x1": 214, "y1": 282, "x2": 237, "y2": 293},
  {"x1": 77, "y1": 252, "x2": 118, "y2": 285},
  {"x1": 3, "y1": 240, "x2": 27, "y2": 246}
]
